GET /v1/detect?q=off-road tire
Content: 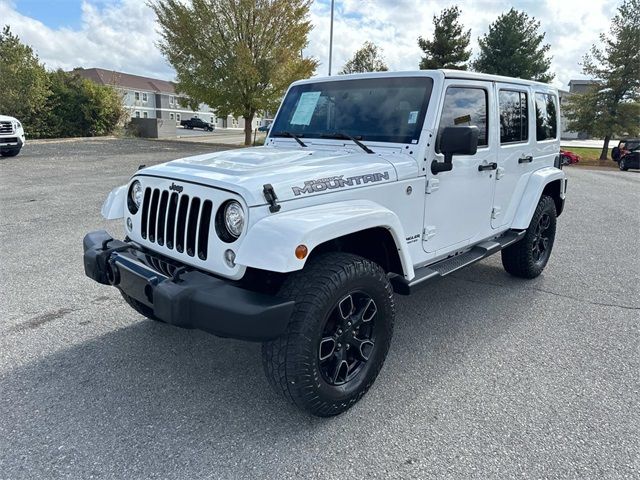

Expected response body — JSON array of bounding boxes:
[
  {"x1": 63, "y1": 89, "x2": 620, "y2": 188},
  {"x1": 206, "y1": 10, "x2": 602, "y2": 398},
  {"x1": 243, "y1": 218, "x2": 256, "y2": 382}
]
[
  {"x1": 120, "y1": 291, "x2": 162, "y2": 322},
  {"x1": 502, "y1": 195, "x2": 557, "y2": 279},
  {"x1": 0, "y1": 148, "x2": 20, "y2": 157},
  {"x1": 262, "y1": 253, "x2": 395, "y2": 417}
]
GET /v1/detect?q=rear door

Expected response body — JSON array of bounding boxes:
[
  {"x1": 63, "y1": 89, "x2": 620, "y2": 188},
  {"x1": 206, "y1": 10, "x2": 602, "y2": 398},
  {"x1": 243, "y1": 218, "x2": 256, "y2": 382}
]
[{"x1": 491, "y1": 84, "x2": 533, "y2": 229}]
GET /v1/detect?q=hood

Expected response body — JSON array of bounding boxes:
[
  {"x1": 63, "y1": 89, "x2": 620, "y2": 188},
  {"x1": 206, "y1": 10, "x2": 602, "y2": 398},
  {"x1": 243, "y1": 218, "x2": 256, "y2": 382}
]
[
  {"x1": 139, "y1": 146, "x2": 419, "y2": 206},
  {"x1": 0, "y1": 115, "x2": 18, "y2": 122}
]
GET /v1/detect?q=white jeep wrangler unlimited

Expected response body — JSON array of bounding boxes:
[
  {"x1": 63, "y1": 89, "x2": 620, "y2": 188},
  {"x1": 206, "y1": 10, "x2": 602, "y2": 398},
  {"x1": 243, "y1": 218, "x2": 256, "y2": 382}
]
[
  {"x1": 84, "y1": 70, "x2": 566, "y2": 416},
  {"x1": 0, "y1": 114, "x2": 26, "y2": 157}
]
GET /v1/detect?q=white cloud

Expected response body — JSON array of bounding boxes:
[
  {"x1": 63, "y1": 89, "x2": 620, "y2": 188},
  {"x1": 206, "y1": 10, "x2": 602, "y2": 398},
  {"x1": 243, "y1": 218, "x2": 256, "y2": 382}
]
[
  {"x1": 306, "y1": 0, "x2": 618, "y2": 89},
  {"x1": 1, "y1": 0, "x2": 617, "y2": 89},
  {"x1": 0, "y1": 0, "x2": 173, "y2": 79}
]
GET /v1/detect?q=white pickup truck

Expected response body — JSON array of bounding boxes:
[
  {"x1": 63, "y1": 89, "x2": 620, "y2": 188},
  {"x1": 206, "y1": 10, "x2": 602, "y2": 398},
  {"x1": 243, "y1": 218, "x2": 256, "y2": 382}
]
[
  {"x1": 84, "y1": 70, "x2": 566, "y2": 416},
  {"x1": 0, "y1": 114, "x2": 26, "y2": 157}
]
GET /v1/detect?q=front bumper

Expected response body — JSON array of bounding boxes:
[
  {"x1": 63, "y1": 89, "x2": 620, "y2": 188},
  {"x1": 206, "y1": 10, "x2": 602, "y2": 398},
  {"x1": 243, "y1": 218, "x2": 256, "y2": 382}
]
[
  {"x1": 83, "y1": 230, "x2": 294, "y2": 341},
  {"x1": 0, "y1": 137, "x2": 23, "y2": 149}
]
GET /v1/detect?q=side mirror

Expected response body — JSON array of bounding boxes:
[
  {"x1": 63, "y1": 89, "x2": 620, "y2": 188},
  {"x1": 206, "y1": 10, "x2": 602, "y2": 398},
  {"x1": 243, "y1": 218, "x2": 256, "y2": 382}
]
[{"x1": 431, "y1": 126, "x2": 479, "y2": 174}]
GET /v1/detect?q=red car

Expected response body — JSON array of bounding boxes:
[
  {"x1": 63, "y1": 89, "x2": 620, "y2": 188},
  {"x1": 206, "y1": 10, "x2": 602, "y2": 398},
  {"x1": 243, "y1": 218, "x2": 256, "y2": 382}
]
[{"x1": 560, "y1": 149, "x2": 580, "y2": 165}]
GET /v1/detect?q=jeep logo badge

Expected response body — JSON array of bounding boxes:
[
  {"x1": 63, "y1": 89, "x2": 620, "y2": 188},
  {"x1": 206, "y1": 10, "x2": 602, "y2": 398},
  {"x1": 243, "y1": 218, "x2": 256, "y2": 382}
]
[{"x1": 169, "y1": 182, "x2": 184, "y2": 193}]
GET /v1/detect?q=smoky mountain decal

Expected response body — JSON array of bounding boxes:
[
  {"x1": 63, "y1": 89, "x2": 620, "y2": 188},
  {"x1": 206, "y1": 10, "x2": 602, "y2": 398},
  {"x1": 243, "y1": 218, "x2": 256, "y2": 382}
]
[{"x1": 291, "y1": 171, "x2": 390, "y2": 196}]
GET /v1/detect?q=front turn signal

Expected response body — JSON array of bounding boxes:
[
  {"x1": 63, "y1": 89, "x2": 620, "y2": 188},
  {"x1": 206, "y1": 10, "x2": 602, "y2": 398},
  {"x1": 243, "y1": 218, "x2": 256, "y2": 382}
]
[{"x1": 295, "y1": 245, "x2": 308, "y2": 259}]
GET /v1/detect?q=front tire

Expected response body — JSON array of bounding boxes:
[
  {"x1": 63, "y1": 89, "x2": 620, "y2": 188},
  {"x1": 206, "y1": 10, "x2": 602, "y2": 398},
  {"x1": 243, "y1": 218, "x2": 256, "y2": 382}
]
[
  {"x1": 1, "y1": 148, "x2": 20, "y2": 157},
  {"x1": 502, "y1": 195, "x2": 557, "y2": 279},
  {"x1": 262, "y1": 253, "x2": 395, "y2": 417}
]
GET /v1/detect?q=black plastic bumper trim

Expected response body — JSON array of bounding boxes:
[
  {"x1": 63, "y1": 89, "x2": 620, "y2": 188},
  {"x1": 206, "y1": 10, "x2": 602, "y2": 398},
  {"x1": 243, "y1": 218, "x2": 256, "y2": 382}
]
[{"x1": 83, "y1": 230, "x2": 295, "y2": 341}]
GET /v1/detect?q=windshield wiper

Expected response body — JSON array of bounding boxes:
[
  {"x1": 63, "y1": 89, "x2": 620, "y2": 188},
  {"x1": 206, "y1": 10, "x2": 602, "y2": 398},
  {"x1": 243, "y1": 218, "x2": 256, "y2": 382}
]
[
  {"x1": 320, "y1": 132, "x2": 374, "y2": 154},
  {"x1": 272, "y1": 131, "x2": 307, "y2": 147}
]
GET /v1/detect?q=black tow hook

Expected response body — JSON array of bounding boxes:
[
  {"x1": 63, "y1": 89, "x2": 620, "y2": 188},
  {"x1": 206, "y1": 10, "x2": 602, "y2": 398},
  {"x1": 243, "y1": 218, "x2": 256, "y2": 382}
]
[{"x1": 106, "y1": 259, "x2": 121, "y2": 286}]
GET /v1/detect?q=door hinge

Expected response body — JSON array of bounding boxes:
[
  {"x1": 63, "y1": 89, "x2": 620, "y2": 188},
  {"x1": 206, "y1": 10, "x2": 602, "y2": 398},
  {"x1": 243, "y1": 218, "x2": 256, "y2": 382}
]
[
  {"x1": 426, "y1": 178, "x2": 440, "y2": 194},
  {"x1": 496, "y1": 166, "x2": 505, "y2": 180},
  {"x1": 491, "y1": 207, "x2": 502, "y2": 219},
  {"x1": 423, "y1": 226, "x2": 437, "y2": 241}
]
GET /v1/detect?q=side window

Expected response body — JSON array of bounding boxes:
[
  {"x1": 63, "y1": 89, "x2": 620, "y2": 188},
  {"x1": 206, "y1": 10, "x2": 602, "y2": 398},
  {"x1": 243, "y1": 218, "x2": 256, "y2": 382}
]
[
  {"x1": 535, "y1": 93, "x2": 557, "y2": 141},
  {"x1": 438, "y1": 87, "x2": 488, "y2": 150},
  {"x1": 499, "y1": 90, "x2": 528, "y2": 143}
]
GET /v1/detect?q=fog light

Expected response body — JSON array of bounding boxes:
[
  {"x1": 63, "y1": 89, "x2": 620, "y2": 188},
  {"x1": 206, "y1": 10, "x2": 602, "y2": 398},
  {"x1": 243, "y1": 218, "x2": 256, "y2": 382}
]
[
  {"x1": 224, "y1": 249, "x2": 236, "y2": 267},
  {"x1": 126, "y1": 217, "x2": 133, "y2": 231}
]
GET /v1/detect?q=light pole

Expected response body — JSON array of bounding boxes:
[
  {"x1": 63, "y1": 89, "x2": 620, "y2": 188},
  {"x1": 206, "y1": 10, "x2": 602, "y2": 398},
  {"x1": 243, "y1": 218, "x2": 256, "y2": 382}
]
[{"x1": 328, "y1": 0, "x2": 335, "y2": 76}]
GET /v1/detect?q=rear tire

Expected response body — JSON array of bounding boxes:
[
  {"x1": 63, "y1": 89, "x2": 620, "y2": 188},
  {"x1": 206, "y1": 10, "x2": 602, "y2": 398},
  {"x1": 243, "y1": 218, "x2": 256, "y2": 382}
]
[
  {"x1": 502, "y1": 195, "x2": 557, "y2": 279},
  {"x1": 262, "y1": 253, "x2": 395, "y2": 417},
  {"x1": 619, "y1": 158, "x2": 629, "y2": 171},
  {"x1": 120, "y1": 291, "x2": 162, "y2": 322}
]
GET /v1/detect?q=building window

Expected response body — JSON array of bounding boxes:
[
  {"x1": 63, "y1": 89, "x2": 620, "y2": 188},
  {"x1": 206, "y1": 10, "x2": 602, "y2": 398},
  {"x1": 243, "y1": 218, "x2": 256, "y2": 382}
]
[
  {"x1": 437, "y1": 87, "x2": 489, "y2": 148},
  {"x1": 535, "y1": 93, "x2": 558, "y2": 141},
  {"x1": 176, "y1": 114, "x2": 181, "y2": 121},
  {"x1": 210, "y1": 116, "x2": 214, "y2": 123},
  {"x1": 134, "y1": 92, "x2": 140, "y2": 101},
  {"x1": 170, "y1": 96, "x2": 175, "y2": 105},
  {"x1": 143, "y1": 112, "x2": 148, "y2": 119},
  {"x1": 170, "y1": 113, "x2": 174, "y2": 120},
  {"x1": 135, "y1": 111, "x2": 140, "y2": 118},
  {"x1": 142, "y1": 92, "x2": 148, "y2": 102},
  {"x1": 499, "y1": 90, "x2": 528, "y2": 144}
]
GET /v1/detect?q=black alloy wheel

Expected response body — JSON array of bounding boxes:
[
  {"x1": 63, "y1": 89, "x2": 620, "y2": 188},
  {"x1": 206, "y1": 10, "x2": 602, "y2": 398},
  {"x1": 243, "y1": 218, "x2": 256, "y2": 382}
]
[
  {"x1": 531, "y1": 212, "x2": 552, "y2": 266},
  {"x1": 318, "y1": 291, "x2": 378, "y2": 386}
]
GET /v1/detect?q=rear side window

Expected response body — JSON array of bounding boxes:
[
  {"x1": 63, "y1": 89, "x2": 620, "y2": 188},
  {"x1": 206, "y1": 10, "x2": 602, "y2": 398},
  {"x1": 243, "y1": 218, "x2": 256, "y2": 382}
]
[
  {"x1": 499, "y1": 90, "x2": 528, "y2": 143},
  {"x1": 437, "y1": 87, "x2": 488, "y2": 149},
  {"x1": 535, "y1": 93, "x2": 557, "y2": 141}
]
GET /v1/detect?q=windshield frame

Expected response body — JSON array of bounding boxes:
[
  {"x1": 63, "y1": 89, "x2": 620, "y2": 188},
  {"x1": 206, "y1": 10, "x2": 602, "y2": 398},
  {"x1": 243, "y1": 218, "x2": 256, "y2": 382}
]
[{"x1": 269, "y1": 76, "x2": 435, "y2": 146}]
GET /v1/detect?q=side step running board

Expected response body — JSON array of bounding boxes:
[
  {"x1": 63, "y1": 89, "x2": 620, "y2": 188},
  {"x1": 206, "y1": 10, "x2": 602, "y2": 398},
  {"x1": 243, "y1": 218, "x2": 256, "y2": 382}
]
[{"x1": 391, "y1": 230, "x2": 525, "y2": 295}]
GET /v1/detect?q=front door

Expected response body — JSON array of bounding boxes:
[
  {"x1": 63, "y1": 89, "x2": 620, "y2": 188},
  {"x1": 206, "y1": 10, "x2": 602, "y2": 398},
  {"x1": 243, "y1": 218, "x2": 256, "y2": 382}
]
[{"x1": 423, "y1": 81, "x2": 497, "y2": 254}]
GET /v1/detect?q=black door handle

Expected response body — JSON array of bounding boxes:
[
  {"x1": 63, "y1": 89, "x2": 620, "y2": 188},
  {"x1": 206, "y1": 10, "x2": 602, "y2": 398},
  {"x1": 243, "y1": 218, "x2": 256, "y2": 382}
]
[
  {"x1": 478, "y1": 162, "x2": 498, "y2": 171},
  {"x1": 518, "y1": 155, "x2": 533, "y2": 163}
]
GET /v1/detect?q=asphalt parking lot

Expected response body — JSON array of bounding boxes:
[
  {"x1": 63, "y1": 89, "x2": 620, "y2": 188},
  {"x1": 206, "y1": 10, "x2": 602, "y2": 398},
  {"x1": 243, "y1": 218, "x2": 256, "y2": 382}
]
[{"x1": 1, "y1": 138, "x2": 638, "y2": 479}]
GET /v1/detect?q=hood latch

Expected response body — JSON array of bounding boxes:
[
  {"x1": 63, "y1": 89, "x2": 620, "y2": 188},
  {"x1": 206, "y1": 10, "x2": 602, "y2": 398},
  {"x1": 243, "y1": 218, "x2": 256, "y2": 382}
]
[{"x1": 263, "y1": 184, "x2": 281, "y2": 213}]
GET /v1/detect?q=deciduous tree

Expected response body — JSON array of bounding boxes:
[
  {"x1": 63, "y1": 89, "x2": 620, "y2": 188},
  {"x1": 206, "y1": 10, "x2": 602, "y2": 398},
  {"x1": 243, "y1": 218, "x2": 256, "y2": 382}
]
[
  {"x1": 339, "y1": 41, "x2": 388, "y2": 74},
  {"x1": 418, "y1": 6, "x2": 471, "y2": 70},
  {"x1": 472, "y1": 9, "x2": 554, "y2": 83},
  {"x1": 564, "y1": 0, "x2": 640, "y2": 160},
  {"x1": 0, "y1": 26, "x2": 50, "y2": 137},
  {"x1": 152, "y1": 0, "x2": 318, "y2": 145}
]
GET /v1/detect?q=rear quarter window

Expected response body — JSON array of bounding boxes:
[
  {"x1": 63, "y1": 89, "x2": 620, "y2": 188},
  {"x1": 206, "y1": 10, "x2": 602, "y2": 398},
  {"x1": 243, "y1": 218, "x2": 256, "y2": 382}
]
[{"x1": 535, "y1": 93, "x2": 558, "y2": 141}]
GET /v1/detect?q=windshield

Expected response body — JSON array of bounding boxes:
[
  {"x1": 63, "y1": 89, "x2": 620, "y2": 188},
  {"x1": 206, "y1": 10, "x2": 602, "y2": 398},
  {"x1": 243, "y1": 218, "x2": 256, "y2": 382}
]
[
  {"x1": 271, "y1": 77, "x2": 434, "y2": 144},
  {"x1": 624, "y1": 141, "x2": 640, "y2": 151}
]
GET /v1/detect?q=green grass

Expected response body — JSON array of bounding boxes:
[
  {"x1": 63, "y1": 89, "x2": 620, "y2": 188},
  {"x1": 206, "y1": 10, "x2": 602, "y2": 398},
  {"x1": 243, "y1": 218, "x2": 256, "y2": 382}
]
[{"x1": 560, "y1": 146, "x2": 613, "y2": 166}]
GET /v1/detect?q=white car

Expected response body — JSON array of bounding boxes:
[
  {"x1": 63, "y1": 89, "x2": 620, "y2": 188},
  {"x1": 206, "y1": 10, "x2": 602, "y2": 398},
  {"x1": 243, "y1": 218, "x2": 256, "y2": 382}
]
[
  {"x1": 84, "y1": 70, "x2": 567, "y2": 416},
  {"x1": 0, "y1": 115, "x2": 26, "y2": 157}
]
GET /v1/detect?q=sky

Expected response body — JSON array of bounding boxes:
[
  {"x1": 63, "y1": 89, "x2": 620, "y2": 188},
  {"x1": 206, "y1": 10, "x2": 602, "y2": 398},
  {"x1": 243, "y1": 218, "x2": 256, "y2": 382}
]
[{"x1": 0, "y1": 0, "x2": 620, "y2": 89}]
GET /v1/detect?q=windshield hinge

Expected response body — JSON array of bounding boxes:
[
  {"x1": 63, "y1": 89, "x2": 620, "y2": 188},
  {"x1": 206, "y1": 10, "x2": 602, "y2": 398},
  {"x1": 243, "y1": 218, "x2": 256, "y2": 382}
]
[{"x1": 263, "y1": 184, "x2": 281, "y2": 213}]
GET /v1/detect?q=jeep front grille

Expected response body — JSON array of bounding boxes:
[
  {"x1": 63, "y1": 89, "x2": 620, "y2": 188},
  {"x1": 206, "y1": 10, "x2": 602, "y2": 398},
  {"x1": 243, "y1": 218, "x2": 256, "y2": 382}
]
[
  {"x1": 140, "y1": 187, "x2": 213, "y2": 260},
  {"x1": 0, "y1": 121, "x2": 13, "y2": 134}
]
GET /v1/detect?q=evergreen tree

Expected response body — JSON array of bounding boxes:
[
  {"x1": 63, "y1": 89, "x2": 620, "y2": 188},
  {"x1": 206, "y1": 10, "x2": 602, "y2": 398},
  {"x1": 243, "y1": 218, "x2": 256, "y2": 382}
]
[
  {"x1": 472, "y1": 9, "x2": 554, "y2": 82},
  {"x1": 418, "y1": 6, "x2": 471, "y2": 70},
  {"x1": 564, "y1": 0, "x2": 640, "y2": 160}
]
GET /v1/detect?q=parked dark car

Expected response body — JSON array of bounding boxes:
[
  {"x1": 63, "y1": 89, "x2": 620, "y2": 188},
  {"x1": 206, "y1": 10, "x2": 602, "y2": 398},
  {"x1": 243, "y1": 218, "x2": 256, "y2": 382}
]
[
  {"x1": 612, "y1": 139, "x2": 640, "y2": 171},
  {"x1": 258, "y1": 124, "x2": 271, "y2": 132},
  {"x1": 180, "y1": 117, "x2": 214, "y2": 131}
]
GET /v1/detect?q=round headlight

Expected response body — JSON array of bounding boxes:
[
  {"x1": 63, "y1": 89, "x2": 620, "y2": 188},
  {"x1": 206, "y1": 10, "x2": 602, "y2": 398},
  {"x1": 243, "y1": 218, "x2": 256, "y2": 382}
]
[
  {"x1": 224, "y1": 201, "x2": 245, "y2": 238},
  {"x1": 128, "y1": 180, "x2": 143, "y2": 214}
]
